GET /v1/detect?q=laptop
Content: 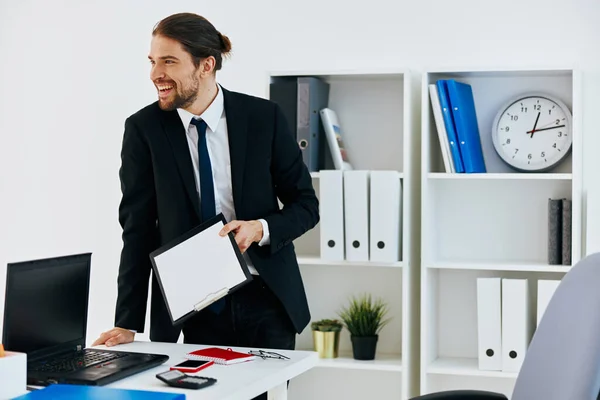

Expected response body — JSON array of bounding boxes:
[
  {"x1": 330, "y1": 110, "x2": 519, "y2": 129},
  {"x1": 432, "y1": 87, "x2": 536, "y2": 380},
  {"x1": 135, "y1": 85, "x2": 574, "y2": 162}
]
[{"x1": 2, "y1": 252, "x2": 169, "y2": 386}]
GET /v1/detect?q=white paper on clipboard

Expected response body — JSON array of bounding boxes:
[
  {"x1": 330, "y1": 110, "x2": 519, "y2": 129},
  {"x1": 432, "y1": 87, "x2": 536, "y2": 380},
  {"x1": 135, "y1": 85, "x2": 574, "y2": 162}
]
[{"x1": 150, "y1": 214, "x2": 252, "y2": 324}]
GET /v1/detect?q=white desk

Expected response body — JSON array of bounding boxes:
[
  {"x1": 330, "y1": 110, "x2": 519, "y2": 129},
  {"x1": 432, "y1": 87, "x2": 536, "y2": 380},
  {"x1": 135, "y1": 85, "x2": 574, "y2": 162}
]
[{"x1": 99, "y1": 342, "x2": 317, "y2": 400}]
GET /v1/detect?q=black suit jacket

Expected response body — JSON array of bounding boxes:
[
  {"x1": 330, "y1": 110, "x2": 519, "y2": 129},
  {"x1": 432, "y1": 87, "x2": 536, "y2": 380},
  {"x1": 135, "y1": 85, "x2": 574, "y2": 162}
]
[{"x1": 114, "y1": 87, "x2": 319, "y2": 342}]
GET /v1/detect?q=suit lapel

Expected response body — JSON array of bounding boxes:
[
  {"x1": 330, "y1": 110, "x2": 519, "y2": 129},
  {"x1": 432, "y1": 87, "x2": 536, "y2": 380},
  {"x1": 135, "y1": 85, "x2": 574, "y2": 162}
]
[
  {"x1": 160, "y1": 108, "x2": 201, "y2": 219},
  {"x1": 223, "y1": 88, "x2": 247, "y2": 215}
]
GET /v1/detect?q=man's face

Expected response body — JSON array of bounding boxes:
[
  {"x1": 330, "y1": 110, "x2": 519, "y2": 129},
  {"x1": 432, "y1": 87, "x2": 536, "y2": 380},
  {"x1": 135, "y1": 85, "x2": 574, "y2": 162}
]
[{"x1": 149, "y1": 35, "x2": 200, "y2": 111}]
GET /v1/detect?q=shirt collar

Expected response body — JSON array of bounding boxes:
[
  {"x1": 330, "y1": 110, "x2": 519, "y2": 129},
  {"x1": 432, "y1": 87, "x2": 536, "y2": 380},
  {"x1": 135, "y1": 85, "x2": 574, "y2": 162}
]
[{"x1": 176, "y1": 83, "x2": 224, "y2": 133}]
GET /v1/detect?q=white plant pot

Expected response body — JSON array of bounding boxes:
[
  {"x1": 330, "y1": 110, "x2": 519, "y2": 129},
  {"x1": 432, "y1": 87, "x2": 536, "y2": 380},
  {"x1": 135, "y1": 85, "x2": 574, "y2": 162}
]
[{"x1": 0, "y1": 351, "x2": 27, "y2": 399}]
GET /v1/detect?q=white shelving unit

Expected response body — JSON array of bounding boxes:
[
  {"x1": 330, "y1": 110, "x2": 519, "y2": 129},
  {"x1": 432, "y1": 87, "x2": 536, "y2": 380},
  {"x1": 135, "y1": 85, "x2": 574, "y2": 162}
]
[
  {"x1": 267, "y1": 69, "x2": 420, "y2": 400},
  {"x1": 420, "y1": 68, "x2": 582, "y2": 398}
]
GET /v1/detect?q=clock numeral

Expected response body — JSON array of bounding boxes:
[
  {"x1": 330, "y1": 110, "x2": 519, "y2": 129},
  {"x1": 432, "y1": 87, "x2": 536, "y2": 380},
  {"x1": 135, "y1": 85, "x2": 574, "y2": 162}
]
[
  {"x1": 553, "y1": 143, "x2": 557, "y2": 148},
  {"x1": 558, "y1": 132, "x2": 563, "y2": 137},
  {"x1": 510, "y1": 115, "x2": 518, "y2": 121},
  {"x1": 514, "y1": 148, "x2": 519, "y2": 154},
  {"x1": 506, "y1": 138, "x2": 511, "y2": 144},
  {"x1": 521, "y1": 107, "x2": 527, "y2": 112},
  {"x1": 534, "y1": 105, "x2": 541, "y2": 111},
  {"x1": 549, "y1": 109, "x2": 552, "y2": 115},
  {"x1": 505, "y1": 126, "x2": 510, "y2": 132},
  {"x1": 555, "y1": 119, "x2": 560, "y2": 125},
  {"x1": 541, "y1": 151, "x2": 545, "y2": 157},
  {"x1": 528, "y1": 153, "x2": 532, "y2": 160}
]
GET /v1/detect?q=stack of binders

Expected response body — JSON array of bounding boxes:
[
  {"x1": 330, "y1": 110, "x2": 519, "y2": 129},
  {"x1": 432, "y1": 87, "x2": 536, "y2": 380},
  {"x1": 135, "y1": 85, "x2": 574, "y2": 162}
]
[
  {"x1": 269, "y1": 76, "x2": 330, "y2": 173},
  {"x1": 547, "y1": 198, "x2": 572, "y2": 265},
  {"x1": 319, "y1": 170, "x2": 402, "y2": 263},
  {"x1": 476, "y1": 277, "x2": 561, "y2": 373},
  {"x1": 429, "y1": 79, "x2": 486, "y2": 173}
]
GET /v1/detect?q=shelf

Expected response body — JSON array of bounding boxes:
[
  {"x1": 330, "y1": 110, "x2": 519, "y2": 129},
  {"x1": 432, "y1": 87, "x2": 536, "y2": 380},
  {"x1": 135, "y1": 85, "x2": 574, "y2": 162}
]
[
  {"x1": 421, "y1": 68, "x2": 581, "y2": 398},
  {"x1": 269, "y1": 68, "x2": 407, "y2": 80},
  {"x1": 316, "y1": 353, "x2": 403, "y2": 372},
  {"x1": 427, "y1": 357, "x2": 518, "y2": 379},
  {"x1": 311, "y1": 171, "x2": 404, "y2": 179},
  {"x1": 420, "y1": 68, "x2": 573, "y2": 79},
  {"x1": 428, "y1": 173, "x2": 572, "y2": 180},
  {"x1": 427, "y1": 261, "x2": 570, "y2": 273},
  {"x1": 426, "y1": 179, "x2": 572, "y2": 265},
  {"x1": 268, "y1": 68, "x2": 415, "y2": 399},
  {"x1": 298, "y1": 256, "x2": 404, "y2": 269}
]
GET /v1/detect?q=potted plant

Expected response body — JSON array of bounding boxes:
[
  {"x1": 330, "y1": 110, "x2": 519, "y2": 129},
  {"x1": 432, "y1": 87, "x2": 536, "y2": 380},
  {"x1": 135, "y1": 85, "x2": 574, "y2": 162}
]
[
  {"x1": 338, "y1": 293, "x2": 390, "y2": 360},
  {"x1": 311, "y1": 319, "x2": 343, "y2": 358}
]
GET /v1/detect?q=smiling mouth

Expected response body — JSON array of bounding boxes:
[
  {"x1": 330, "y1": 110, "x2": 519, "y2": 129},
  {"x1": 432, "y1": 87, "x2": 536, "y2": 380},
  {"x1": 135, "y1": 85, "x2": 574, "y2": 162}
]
[{"x1": 157, "y1": 84, "x2": 174, "y2": 98}]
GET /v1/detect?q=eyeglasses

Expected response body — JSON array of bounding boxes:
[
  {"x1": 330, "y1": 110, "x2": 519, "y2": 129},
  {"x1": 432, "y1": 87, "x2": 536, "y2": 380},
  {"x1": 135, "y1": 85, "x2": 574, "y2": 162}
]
[{"x1": 248, "y1": 350, "x2": 290, "y2": 360}]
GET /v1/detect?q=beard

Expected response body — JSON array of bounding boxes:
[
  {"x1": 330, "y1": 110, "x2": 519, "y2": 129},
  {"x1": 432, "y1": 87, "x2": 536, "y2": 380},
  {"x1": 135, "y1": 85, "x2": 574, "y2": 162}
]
[{"x1": 157, "y1": 74, "x2": 200, "y2": 111}]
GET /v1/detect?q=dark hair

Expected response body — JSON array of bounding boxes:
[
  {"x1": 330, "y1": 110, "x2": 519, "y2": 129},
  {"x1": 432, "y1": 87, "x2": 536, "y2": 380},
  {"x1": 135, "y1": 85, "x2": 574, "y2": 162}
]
[{"x1": 152, "y1": 13, "x2": 232, "y2": 71}]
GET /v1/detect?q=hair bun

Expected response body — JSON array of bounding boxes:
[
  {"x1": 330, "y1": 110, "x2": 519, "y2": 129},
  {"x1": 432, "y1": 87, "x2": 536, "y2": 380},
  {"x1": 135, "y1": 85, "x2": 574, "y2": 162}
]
[{"x1": 220, "y1": 33, "x2": 232, "y2": 54}]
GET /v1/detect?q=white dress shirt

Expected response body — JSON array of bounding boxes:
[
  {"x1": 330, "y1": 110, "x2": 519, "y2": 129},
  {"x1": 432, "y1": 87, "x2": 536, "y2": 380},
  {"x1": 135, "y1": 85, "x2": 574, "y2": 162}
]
[{"x1": 176, "y1": 84, "x2": 269, "y2": 276}]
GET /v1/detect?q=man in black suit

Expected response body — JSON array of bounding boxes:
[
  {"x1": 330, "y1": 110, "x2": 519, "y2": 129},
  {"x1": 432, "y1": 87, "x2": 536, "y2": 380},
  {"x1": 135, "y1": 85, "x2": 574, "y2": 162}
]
[{"x1": 93, "y1": 12, "x2": 319, "y2": 380}]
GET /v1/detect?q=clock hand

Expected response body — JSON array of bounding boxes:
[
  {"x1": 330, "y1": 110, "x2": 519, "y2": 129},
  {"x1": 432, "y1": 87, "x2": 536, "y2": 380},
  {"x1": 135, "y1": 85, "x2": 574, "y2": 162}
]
[
  {"x1": 526, "y1": 125, "x2": 566, "y2": 134},
  {"x1": 533, "y1": 119, "x2": 562, "y2": 131},
  {"x1": 529, "y1": 112, "x2": 541, "y2": 138}
]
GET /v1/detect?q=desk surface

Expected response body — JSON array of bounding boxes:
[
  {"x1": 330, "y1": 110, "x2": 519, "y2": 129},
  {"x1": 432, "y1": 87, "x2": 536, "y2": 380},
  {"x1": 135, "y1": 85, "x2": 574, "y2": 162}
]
[{"x1": 98, "y1": 341, "x2": 318, "y2": 400}]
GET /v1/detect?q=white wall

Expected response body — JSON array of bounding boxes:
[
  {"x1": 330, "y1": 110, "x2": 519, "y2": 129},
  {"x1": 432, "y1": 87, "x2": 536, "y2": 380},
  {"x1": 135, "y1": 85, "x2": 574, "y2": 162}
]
[{"x1": 0, "y1": 0, "x2": 599, "y2": 346}]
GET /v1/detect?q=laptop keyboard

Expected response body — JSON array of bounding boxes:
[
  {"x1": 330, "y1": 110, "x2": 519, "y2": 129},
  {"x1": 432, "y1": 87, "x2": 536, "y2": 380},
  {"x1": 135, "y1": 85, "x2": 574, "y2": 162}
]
[{"x1": 30, "y1": 350, "x2": 128, "y2": 373}]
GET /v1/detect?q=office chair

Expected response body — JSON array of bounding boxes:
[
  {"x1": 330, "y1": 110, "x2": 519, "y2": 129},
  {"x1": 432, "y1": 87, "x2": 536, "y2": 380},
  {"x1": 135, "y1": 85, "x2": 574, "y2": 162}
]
[{"x1": 411, "y1": 252, "x2": 600, "y2": 400}]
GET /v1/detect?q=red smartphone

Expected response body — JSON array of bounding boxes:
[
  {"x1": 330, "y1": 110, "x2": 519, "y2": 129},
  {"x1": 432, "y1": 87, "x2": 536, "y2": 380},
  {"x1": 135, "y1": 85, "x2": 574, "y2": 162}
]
[{"x1": 169, "y1": 359, "x2": 214, "y2": 373}]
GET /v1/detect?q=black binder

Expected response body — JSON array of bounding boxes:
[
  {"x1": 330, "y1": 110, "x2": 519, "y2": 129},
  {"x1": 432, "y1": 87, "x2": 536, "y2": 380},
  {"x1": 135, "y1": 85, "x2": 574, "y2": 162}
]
[
  {"x1": 149, "y1": 213, "x2": 253, "y2": 325},
  {"x1": 269, "y1": 76, "x2": 330, "y2": 172}
]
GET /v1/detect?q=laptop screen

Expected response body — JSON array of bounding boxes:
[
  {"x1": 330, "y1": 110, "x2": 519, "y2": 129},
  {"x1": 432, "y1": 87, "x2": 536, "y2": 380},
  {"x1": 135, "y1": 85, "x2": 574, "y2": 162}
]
[{"x1": 2, "y1": 253, "x2": 91, "y2": 358}]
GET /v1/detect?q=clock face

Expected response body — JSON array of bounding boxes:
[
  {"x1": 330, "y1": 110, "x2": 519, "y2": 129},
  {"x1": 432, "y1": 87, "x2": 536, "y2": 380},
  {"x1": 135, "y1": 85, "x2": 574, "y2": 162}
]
[{"x1": 492, "y1": 94, "x2": 572, "y2": 172}]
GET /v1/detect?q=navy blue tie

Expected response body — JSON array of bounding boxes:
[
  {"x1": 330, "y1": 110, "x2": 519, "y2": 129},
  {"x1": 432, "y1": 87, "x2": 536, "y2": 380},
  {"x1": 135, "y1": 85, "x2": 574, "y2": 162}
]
[{"x1": 190, "y1": 118, "x2": 225, "y2": 314}]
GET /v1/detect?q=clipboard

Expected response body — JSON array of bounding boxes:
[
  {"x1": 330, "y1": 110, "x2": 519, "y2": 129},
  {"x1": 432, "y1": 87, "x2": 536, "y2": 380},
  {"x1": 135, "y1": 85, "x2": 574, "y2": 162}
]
[{"x1": 149, "y1": 213, "x2": 253, "y2": 325}]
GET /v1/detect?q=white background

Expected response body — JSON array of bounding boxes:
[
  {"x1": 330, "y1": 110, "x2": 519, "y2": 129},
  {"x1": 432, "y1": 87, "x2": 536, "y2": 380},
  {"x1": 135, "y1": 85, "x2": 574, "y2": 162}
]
[{"x1": 0, "y1": 0, "x2": 599, "y2": 346}]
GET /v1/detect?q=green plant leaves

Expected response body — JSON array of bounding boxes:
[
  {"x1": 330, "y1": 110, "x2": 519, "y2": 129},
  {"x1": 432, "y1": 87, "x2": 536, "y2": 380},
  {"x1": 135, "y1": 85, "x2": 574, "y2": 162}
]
[
  {"x1": 311, "y1": 318, "x2": 343, "y2": 332},
  {"x1": 338, "y1": 293, "x2": 390, "y2": 336}
]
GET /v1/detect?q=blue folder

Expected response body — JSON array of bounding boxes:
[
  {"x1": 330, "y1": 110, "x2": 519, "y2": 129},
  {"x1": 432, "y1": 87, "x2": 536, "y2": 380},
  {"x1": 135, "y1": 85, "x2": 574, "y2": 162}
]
[
  {"x1": 445, "y1": 79, "x2": 486, "y2": 173},
  {"x1": 13, "y1": 384, "x2": 185, "y2": 399},
  {"x1": 436, "y1": 80, "x2": 465, "y2": 173}
]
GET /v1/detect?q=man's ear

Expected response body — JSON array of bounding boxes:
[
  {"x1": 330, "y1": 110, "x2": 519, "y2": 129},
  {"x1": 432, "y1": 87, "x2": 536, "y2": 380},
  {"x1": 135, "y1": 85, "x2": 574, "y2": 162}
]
[{"x1": 199, "y1": 56, "x2": 216, "y2": 77}]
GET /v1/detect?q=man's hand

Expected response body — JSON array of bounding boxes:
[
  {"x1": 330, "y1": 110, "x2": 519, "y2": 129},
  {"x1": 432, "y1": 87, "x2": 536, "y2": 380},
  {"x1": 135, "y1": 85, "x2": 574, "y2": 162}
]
[
  {"x1": 219, "y1": 220, "x2": 263, "y2": 253},
  {"x1": 92, "y1": 327, "x2": 135, "y2": 347}
]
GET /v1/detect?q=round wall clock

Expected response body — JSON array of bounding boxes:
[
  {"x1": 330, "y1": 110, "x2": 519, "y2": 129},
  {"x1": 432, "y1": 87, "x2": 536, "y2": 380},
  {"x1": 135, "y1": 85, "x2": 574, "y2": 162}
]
[{"x1": 491, "y1": 93, "x2": 572, "y2": 172}]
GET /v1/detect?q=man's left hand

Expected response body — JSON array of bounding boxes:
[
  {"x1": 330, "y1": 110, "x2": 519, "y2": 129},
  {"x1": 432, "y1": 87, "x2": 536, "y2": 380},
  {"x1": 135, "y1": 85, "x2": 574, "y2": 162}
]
[{"x1": 219, "y1": 220, "x2": 263, "y2": 253}]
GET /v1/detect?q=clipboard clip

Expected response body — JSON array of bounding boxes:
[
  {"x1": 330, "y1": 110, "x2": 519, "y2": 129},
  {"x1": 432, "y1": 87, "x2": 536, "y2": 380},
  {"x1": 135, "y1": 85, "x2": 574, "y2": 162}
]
[{"x1": 193, "y1": 287, "x2": 229, "y2": 311}]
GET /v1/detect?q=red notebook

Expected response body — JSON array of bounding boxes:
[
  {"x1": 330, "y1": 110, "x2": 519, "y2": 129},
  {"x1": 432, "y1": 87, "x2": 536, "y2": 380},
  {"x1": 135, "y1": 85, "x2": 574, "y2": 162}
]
[{"x1": 185, "y1": 347, "x2": 256, "y2": 365}]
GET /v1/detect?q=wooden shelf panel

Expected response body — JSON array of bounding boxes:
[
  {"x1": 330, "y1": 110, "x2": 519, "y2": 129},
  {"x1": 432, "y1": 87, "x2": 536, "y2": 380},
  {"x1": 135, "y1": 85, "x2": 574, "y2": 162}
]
[
  {"x1": 311, "y1": 171, "x2": 404, "y2": 179},
  {"x1": 315, "y1": 353, "x2": 403, "y2": 372},
  {"x1": 428, "y1": 173, "x2": 572, "y2": 180},
  {"x1": 427, "y1": 261, "x2": 570, "y2": 273},
  {"x1": 298, "y1": 256, "x2": 404, "y2": 269},
  {"x1": 427, "y1": 357, "x2": 518, "y2": 379}
]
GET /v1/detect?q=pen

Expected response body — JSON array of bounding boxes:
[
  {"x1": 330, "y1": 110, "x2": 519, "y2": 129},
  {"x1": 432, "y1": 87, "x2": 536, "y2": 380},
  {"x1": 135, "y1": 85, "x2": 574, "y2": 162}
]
[{"x1": 0, "y1": 343, "x2": 5, "y2": 357}]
